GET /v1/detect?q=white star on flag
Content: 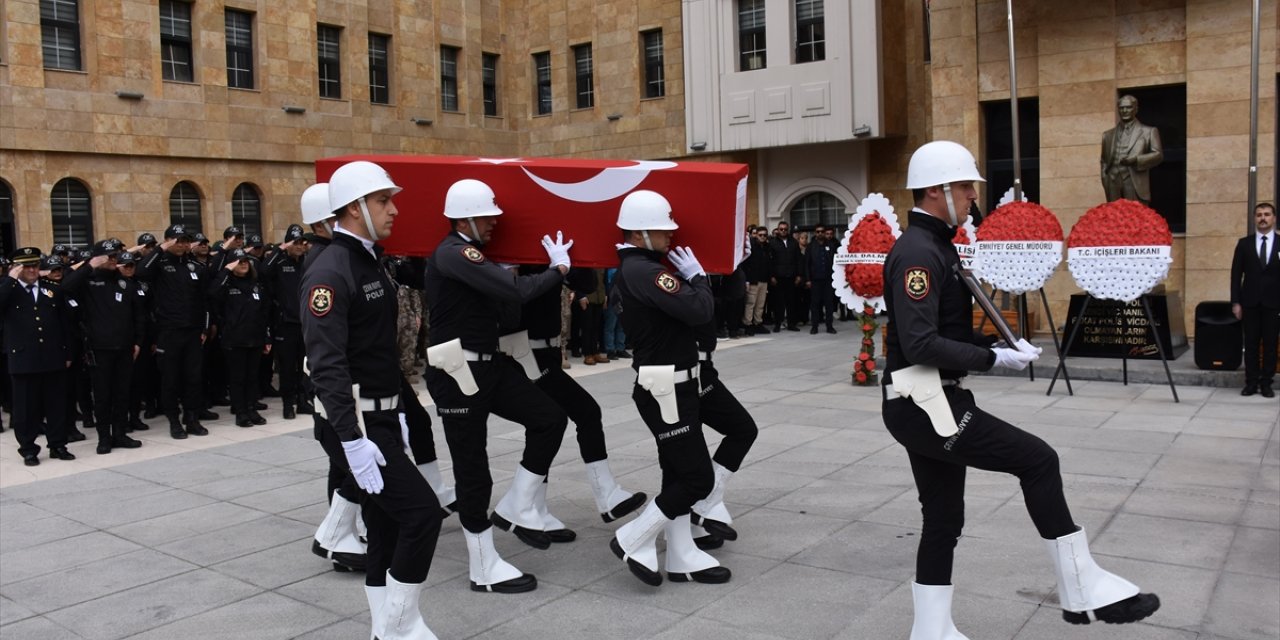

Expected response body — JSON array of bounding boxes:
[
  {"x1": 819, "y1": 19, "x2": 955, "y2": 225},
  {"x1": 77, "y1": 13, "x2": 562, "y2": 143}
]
[{"x1": 467, "y1": 158, "x2": 526, "y2": 165}]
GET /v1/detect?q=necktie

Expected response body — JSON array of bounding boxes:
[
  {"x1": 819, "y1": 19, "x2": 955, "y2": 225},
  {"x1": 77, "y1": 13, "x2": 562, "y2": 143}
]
[
  {"x1": 1262, "y1": 235, "x2": 1269, "y2": 266},
  {"x1": 25, "y1": 284, "x2": 36, "y2": 303}
]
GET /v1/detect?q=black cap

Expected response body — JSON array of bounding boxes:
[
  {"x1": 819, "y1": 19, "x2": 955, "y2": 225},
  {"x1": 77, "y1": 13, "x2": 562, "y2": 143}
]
[
  {"x1": 164, "y1": 223, "x2": 194, "y2": 240},
  {"x1": 117, "y1": 251, "x2": 137, "y2": 265},
  {"x1": 138, "y1": 232, "x2": 158, "y2": 246},
  {"x1": 223, "y1": 225, "x2": 243, "y2": 239},
  {"x1": 228, "y1": 248, "x2": 254, "y2": 262},
  {"x1": 41, "y1": 255, "x2": 64, "y2": 270},
  {"x1": 76, "y1": 248, "x2": 92, "y2": 262},
  {"x1": 51, "y1": 244, "x2": 70, "y2": 256},
  {"x1": 193, "y1": 232, "x2": 210, "y2": 244},
  {"x1": 284, "y1": 224, "x2": 305, "y2": 243},
  {"x1": 246, "y1": 234, "x2": 263, "y2": 248},
  {"x1": 10, "y1": 247, "x2": 41, "y2": 266},
  {"x1": 93, "y1": 238, "x2": 124, "y2": 256}
]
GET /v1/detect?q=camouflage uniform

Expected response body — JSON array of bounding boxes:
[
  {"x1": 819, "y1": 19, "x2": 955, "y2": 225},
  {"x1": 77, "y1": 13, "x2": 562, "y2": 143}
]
[{"x1": 397, "y1": 282, "x2": 423, "y2": 381}]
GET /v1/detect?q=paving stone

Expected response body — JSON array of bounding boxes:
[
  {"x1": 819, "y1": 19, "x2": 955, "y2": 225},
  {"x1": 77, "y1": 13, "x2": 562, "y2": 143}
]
[
  {"x1": 648, "y1": 615, "x2": 793, "y2": 640},
  {"x1": 6, "y1": 549, "x2": 197, "y2": 614},
  {"x1": 1093, "y1": 512, "x2": 1235, "y2": 570},
  {"x1": 1224, "y1": 526, "x2": 1280, "y2": 579},
  {"x1": 1202, "y1": 571, "x2": 1280, "y2": 640},
  {"x1": 0, "y1": 531, "x2": 142, "y2": 586},
  {"x1": 1122, "y1": 483, "x2": 1249, "y2": 525},
  {"x1": 474, "y1": 589, "x2": 685, "y2": 639},
  {"x1": 1240, "y1": 490, "x2": 1280, "y2": 529},
  {"x1": 290, "y1": 618, "x2": 370, "y2": 639},
  {"x1": 229, "y1": 476, "x2": 328, "y2": 514},
  {"x1": 155, "y1": 514, "x2": 314, "y2": 566},
  {"x1": 1012, "y1": 606, "x2": 1197, "y2": 639},
  {"x1": 0, "y1": 594, "x2": 37, "y2": 626},
  {"x1": 0, "y1": 615, "x2": 85, "y2": 640},
  {"x1": 107, "y1": 501, "x2": 269, "y2": 547},
  {"x1": 209, "y1": 541, "x2": 333, "y2": 590},
  {"x1": 49, "y1": 488, "x2": 218, "y2": 531},
  {"x1": 764, "y1": 478, "x2": 907, "y2": 522},
  {"x1": 125, "y1": 592, "x2": 339, "y2": 640},
  {"x1": 275, "y1": 569, "x2": 375, "y2": 618},
  {"x1": 1165, "y1": 433, "x2": 1270, "y2": 463},
  {"x1": 0, "y1": 512, "x2": 96, "y2": 555}
]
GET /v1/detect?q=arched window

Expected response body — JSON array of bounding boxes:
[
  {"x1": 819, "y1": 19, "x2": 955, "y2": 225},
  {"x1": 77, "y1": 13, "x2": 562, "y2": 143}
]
[
  {"x1": 0, "y1": 180, "x2": 14, "y2": 255},
  {"x1": 231, "y1": 182, "x2": 261, "y2": 237},
  {"x1": 50, "y1": 178, "x2": 93, "y2": 247},
  {"x1": 169, "y1": 181, "x2": 203, "y2": 229},
  {"x1": 788, "y1": 191, "x2": 845, "y2": 231}
]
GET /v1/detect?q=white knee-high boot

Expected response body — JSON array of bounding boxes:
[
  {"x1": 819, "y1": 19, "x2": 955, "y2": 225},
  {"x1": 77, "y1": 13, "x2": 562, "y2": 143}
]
[
  {"x1": 464, "y1": 527, "x2": 537, "y2": 594},
  {"x1": 610, "y1": 500, "x2": 669, "y2": 586},
  {"x1": 364, "y1": 585, "x2": 385, "y2": 640},
  {"x1": 492, "y1": 465, "x2": 551, "y2": 548},
  {"x1": 415, "y1": 461, "x2": 457, "y2": 514},
  {"x1": 533, "y1": 480, "x2": 576, "y2": 542},
  {"x1": 585, "y1": 459, "x2": 646, "y2": 523},
  {"x1": 313, "y1": 493, "x2": 367, "y2": 571},
  {"x1": 909, "y1": 583, "x2": 969, "y2": 640},
  {"x1": 373, "y1": 573, "x2": 438, "y2": 640},
  {"x1": 691, "y1": 462, "x2": 737, "y2": 540},
  {"x1": 1046, "y1": 527, "x2": 1159, "y2": 624},
  {"x1": 664, "y1": 515, "x2": 731, "y2": 584}
]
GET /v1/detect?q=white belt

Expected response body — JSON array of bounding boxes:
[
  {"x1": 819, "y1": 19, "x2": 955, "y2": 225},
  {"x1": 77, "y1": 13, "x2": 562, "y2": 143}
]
[
  {"x1": 357, "y1": 394, "x2": 399, "y2": 412},
  {"x1": 462, "y1": 350, "x2": 496, "y2": 362},
  {"x1": 531, "y1": 337, "x2": 560, "y2": 349},
  {"x1": 634, "y1": 365, "x2": 699, "y2": 384},
  {"x1": 698, "y1": 350, "x2": 713, "y2": 362}
]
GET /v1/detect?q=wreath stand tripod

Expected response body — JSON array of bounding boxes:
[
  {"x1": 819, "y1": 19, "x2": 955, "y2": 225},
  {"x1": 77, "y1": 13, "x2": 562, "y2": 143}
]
[
  {"x1": 975, "y1": 285, "x2": 1074, "y2": 395},
  {"x1": 1046, "y1": 293, "x2": 1179, "y2": 402}
]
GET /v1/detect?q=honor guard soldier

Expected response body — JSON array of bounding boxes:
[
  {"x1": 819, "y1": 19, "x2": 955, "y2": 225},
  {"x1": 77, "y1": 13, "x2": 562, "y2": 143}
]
[
  {"x1": 209, "y1": 248, "x2": 271, "y2": 427},
  {"x1": 884, "y1": 141, "x2": 1159, "y2": 637},
  {"x1": 61, "y1": 240, "x2": 146, "y2": 454},
  {"x1": 422, "y1": 178, "x2": 572, "y2": 594},
  {"x1": 135, "y1": 223, "x2": 217, "y2": 439},
  {"x1": 507, "y1": 263, "x2": 646, "y2": 529},
  {"x1": 301, "y1": 160, "x2": 442, "y2": 639},
  {"x1": 1, "y1": 248, "x2": 76, "y2": 465},
  {"x1": 264, "y1": 223, "x2": 313, "y2": 418},
  {"x1": 609, "y1": 190, "x2": 730, "y2": 587}
]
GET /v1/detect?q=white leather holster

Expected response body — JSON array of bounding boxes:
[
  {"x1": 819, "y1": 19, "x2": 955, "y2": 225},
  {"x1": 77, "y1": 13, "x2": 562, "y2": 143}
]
[
  {"x1": 427, "y1": 338, "x2": 479, "y2": 396},
  {"x1": 498, "y1": 330, "x2": 540, "y2": 380},
  {"x1": 891, "y1": 365, "x2": 958, "y2": 437},
  {"x1": 637, "y1": 365, "x2": 679, "y2": 425}
]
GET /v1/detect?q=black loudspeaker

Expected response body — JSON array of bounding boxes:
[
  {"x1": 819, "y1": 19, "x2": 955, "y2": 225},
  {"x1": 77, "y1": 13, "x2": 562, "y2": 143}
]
[{"x1": 1194, "y1": 301, "x2": 1242, "y2": 371}]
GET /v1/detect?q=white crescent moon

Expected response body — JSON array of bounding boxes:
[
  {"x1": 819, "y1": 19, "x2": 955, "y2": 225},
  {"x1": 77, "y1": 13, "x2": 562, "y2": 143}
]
[{"x1": 521, "y1": 160, "x2": 678, "y2": 203}]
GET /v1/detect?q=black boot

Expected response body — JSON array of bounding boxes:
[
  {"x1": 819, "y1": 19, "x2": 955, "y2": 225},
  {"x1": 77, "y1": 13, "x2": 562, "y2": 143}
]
[
  {"x1": 129, "y1": 412, "x2": 150, "y2": 431},
  {"x1": 96, "y1": 423, "x2": 113, "y2": 454},
  {"x1": 197, "y1": 408, "x2": 219, "y2": 421},
  {"x1": 252, "y1": 401, "x2": 268, "y2": 411},
  {"x1": 235, "y1": 413, "x2": 252, "y2": 428},
  {"x1": 112, "y1": 423, "x2": 142, "y2": 449},
  {"x1": 282, "y1": 396, "x2": 296, "y2": 420},
  {"x1": 295, "y1": 397, "x2": 315, "y2": 415},
  {"x1": 168, "y1": 413, "x2": 187, "y2": 439},
  {"x1": 183, "y1": 411, "x2": 209, "y2": 436},
  {"x1": 248, "y1": 410, "x2": 267, "y2": 425}
]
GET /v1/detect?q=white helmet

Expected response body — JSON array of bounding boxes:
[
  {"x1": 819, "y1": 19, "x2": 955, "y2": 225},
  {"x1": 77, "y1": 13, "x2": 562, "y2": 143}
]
[
  {"x1": 327, "y1": 160, "x2": 402, "y2": 213},
  {"x1": 616, "y1": 190, "x2": 678, "y2": 231},
  {"x1": 300, "y1": 183, "x2": 332, "y2": 224},
  {"x1": 443, "y1": 179, "x2": 502, "y2": 219},
  {"x1": 905, "y1": 141, "x2": 986, "y2": 189}
]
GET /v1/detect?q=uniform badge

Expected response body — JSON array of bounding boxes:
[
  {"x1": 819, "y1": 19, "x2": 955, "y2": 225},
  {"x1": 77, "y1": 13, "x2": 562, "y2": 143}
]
[
  {"x1": 118, "y1": 280, "x2": 127, "y2": 289},
  {"x1": 309, "y1": 285, "x2": 334, "y2": 317},
  {"x1": 461, "y1": 246, "x2": 485, "y2": 264},
  {"x1": 905, "y1": 267, "x2": 930, "y2": 300},
  {"x1": 655, "y1": 272, "x2": 681, "y2": 294},
  {"x1": 187, "y1": 263, "x2": 196, "y2": 272}
]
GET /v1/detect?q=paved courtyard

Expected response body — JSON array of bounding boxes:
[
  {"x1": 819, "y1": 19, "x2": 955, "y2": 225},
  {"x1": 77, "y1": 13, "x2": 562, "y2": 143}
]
[{"x1": 1, "y1": 330, "x2": 1277, "y2": 639}]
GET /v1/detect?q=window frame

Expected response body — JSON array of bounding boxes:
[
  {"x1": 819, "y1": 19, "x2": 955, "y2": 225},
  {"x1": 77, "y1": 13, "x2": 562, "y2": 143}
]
[
  {"x1": 50, "y1": 178, "x2": 93, "y2": 247},
  {"x1": 482, "y1": 52, "x2": 499, "y2": 116},
  {"x1": 788, "y1": 191, "x2": 846, "y2": 230},
  {"x1": 159, "y1": 0, "x2": 195, "y2": 82},
  {"x1": 737, "y1": 0, "x2": 766, "y2": 72},
  {"x1": 230, "y1": 183, "x2": 262, "y2": 238},
  {"x1": 532, "y1": 51, "x2": 552, "y2": 116},
  {"x1": 641, "y1": 30, "x2": 665, "y2": 99},
  {"x1": 368, "y1": 32, "x2": 391, "y2": 105},
  {"x1": 794, "y1": 0, "x2": 825, "y2": 63},
  {"x1": 168, "y1": 181, "x2": 203, "y2": 228},
  {"x1": 40, "y1": 0, "x2": 82, "y2": 71},
  {"x1": 440, "y1": 45, "x2": 460, "y2": 112},
  {"x1": 225, "y1": 9, "x2": 255, "y2": 89},
  {"x1": 317, "y1": 24, "x2": 342, "y2": 99},
  {"x1": 572, "y1": 43, "x2": 594, "y2": 110}
]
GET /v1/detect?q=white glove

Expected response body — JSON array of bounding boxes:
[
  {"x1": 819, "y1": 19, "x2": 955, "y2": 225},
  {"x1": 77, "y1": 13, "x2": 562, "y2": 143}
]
[
  {"x1": 992, "y1": 338, "x2": 1041, "y2": 371},
  {"x1": 342, "y1": 437, "x2": 387, "y2": 494},
  {"x1": 398, "y1": 412, "x2": 411, "y2": 451},
  {"x1": 668, "y1": 246, "x2": 705, "y2": 280},
  {"x1": 541, "y1": 231, "x2": 573, "y2": 269}
]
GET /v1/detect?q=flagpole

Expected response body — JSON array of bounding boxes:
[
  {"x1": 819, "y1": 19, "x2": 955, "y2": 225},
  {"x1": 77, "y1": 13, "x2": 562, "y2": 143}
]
[
  {"x1": 1247, "y1": 0, "x2": 1260, "y2": 233},
  {"x1": 1006, "y1": 0, "x2": 1022, "y2": 203}
]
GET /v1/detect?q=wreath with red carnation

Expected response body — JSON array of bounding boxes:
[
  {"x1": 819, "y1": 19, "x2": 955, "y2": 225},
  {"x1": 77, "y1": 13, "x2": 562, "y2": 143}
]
[
  {"x1": 834, "y1": 193, "x2": 902, "y2": 314},
  {"x1": 973, "y1": 201, "x2": 1064, "y2": 294},
  {"x1": 1066, "y1": 199, "x2": 1172, "y2": 302}
]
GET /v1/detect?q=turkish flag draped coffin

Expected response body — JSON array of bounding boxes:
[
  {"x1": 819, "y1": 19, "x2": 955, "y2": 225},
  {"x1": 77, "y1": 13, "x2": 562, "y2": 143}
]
[{"x1": 315, "y1": 155, "x2": 749, "y2": 272}]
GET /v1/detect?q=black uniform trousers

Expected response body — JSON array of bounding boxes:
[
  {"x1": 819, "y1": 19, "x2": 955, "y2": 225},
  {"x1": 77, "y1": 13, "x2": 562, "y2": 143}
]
[
  {"x1": 882, "y1": 386, "x2": 1076, "y2": 585},
  {"x1": 156, "y1": 328, "x2": 204, "y2": 417},
  {"x1": 223, "y1": 347, "x2": 261, "y2": 416},
  {"x1": 697, "y1": 360, "x2": 757, "y2": 472},
  {"x1": 809, "y1": 280, "x2": 836, "y2": 329},
  {"x1": 275, "y1": 324, "x2": 306, "y2": 401},
  {"x1": 203, "y1": 332, "x2": 226, "y2": 405},
  {"x1": 11, "y1": 370, "x2": 69, "y2": 457},
  {"x1": 358, "y1": 408, "x2": 443, "y2": 586},
  {"x1": 90, "y1": 349, "x2": 133, "y2": 441},
  {"x1": 131, "y1": 346, "x2": 159, "y2": 415},
  {"x1": 770, "y1": 277, "x2": 799, "y2": 329},
  {"x1": 426, "y1": 357, "x2": 568, "y2": 533},
  {"x1": 68, "y1": 356, "x2": 93, "y2": 429},
  {"x1": 314, "y1": 413, "x2": 363, "y2": 504},
  {"x1": 401, "y1": 376, "x2": 438, "y2": 465},
  {"x1": 633, "y1": 378, "x2": 714, "y2": 518},
  {"x1": 1242, "y1": 305, "x2": 1279, "y2": 386},
  {"x1": 532, "y1": 347, "x2": 607, "y2": 463}
]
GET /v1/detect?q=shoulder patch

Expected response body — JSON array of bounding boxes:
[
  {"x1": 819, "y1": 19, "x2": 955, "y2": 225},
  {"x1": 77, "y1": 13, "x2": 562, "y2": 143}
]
[
  {"x1": 904, "y1": 267, "x2": 930, "y2": 300},
  {"x1": 655, "y1": 272, "x2": 681, "y2": 294},
  {"x1": 309, "y1": 285, "x2": 334, "y2": 317},
  {"x1": 461, "y1": 246, "x2": 486, "y2": 264}
]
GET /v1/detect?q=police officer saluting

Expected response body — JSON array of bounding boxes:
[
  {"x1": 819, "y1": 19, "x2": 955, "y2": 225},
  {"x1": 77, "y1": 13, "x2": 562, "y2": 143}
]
[
  {"x1": 609, "y1": 190, "x2": 730, "y2": 587},
  {"x1": 301, "y1": 161, "x2": 442, "y2": 639},
  {"x1": 422, "y1": 178, "x2": 572, "y2": 593},
  {"x1": 263, "y1": 224, "x2": 312, "y2": 419},
  {"x1": 209, "y1": 248, "x2": 271, "y2": 427},
  {"x1": 60, "y1": 239, "x2": 145, "y2": 454},
  {"x1": 2, "y1": 248, "x2": 76, "y2": 465},
  {"x1": 883, "y1": 141, "x2": 1159, "y2": 637}
]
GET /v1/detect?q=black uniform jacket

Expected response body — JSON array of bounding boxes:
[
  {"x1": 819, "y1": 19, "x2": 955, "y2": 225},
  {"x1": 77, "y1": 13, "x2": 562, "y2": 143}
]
[
  {"x1": 769, "y1": 236, "x2": 801, "y2": 279},
  {"x1": 516, "y1": 264, "x2": 564, "y2": 341},
  {"x1": 805, "y1": 239, "x2": 837, "y2": 283},
  {"x1": 0, "y1": 276, "x2": 73, "y2": 374},
  {"x1": 135, "y1": 249, "x2": 209, "y2": 330},
  {"x1": 612, "y1": 246, "x2": 713, "y2": 371},
  {"x1": 209, "y1": 270, "x2": 270, "y2": 348},
  {"x1": 883, "y1": 209, "x2": 997, "y2": 381},
  {"x1": 61, "y1": 265, "x2": 146, "y2": 350},
  {"x1": 742, "y1": 238, "x2": 773, "y2": 283},
  {"x1": 424, "y1": 231, "x2": 562, "y2": 354},
  {"x1": 263, "y1": 252, "x2": 305, "y2": 328},
  {"x1": 301, "y1": 232, "x2": 400, "y2": 442},
  {"x1": 1230, "y1": 232, "x2": 1280, "y2": 309}
]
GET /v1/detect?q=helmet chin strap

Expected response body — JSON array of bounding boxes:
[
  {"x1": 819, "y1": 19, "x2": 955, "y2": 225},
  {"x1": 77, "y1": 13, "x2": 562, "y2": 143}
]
[
  {"x1": 467, "y1": 219, "x2": 482, "y2": 244},
  {"x1": 321, "y1": 220, "x2": 332, "y2": 236},
  {"x1": 941, "y1": 183, "x2": 960, "y2": 228},
  {"x1": 357, "y1": 197, "x2": 381, "y2": 240},
  {"x1": 641, "y1": 230, "x2": 654, "y2": 251}
]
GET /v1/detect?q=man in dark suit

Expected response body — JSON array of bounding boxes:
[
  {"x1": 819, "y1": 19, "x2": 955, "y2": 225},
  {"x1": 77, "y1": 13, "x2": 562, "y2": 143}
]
[
  {"x1": 1, "y1": 248, "x2": 76, "y2": 466},
  {"x1": 768, "y1": 221, "x2": 802, "y2": 331},
  {"x1": 1100, "y1": 95, "x2": 1163, "y2": 205},
  {"x1": 1231, "y1": 202, "x2": 1279, "y2": 398}
]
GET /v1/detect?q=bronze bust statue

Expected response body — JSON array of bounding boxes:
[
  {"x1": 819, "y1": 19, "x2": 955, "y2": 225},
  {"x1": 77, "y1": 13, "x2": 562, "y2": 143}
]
[{"x1": 1100, "y1": 95, "x2": 1164, "y2": 205}]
